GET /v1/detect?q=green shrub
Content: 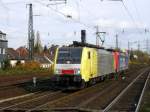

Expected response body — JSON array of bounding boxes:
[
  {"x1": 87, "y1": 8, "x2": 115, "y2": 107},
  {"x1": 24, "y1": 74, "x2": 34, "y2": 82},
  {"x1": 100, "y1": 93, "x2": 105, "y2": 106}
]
[
  {"x1": 0, "y1": 61, "x2": 51, "y2": 76},
  {"x1": 2, "y1": 59, "x2": 11, "y2": 70}
]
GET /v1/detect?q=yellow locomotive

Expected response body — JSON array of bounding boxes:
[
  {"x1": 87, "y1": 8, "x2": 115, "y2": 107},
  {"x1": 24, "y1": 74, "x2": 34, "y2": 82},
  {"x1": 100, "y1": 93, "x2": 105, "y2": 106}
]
[{"x1": 52, "y1": 31, "x2": 129, "y2": 88}]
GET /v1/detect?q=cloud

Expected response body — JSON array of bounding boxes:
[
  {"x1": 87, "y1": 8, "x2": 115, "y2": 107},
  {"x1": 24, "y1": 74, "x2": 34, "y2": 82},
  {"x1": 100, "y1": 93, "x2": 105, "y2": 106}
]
[
  {"x1": 33, "y1": 3, "x2": 50, "y2": 16},
  {"x1": 94, "y1": 18, "x2": 115, "y2": 28},
  {"x1": 117, "y1": 21, "x2": 146, "y2": 29},
  {"x1": 93, "y1": 18, "x2": 147, "y2": 33},
  {"x1": 0, "y1": 0, "x2": 149, "y2": 49}
]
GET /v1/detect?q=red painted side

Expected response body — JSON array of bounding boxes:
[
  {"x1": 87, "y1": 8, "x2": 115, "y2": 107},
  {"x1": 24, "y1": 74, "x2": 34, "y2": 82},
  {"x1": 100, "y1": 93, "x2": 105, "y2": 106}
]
[
  {"x1": 113, "y1": 52, "x2": 116, "y2": 70},
  {"x1": 61, "y1": 69, "x2": 74, "y2": 75},
  {"x1": 113, "y1": 52, "x2": 119, "y2": 72}
]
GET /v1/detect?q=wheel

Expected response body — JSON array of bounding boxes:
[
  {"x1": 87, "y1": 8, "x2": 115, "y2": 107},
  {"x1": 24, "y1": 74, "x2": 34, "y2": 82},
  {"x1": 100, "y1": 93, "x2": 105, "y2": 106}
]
[
  {"x1": 101, "y1": 76, "x2": 104, "y2": 81},
  {"x1": 80, "y1": 80, "x2": 86, "y2": 89},
  {"x1": 93, "y1": 78, "x2": 96, "y2": 85}
]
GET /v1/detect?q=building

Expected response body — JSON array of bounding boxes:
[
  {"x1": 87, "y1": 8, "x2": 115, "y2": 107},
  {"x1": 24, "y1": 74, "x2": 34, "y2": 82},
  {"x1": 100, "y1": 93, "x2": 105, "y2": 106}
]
[
  {"x1": 7, "y1": 47, "x2": 52, "y2": 68},
  {"x1": 0, "y1": 31, "x2": 7, "y2": 68},
  {"x1": 34, "y1": 55, "x2": 53, "y2": 69},
  {"x1": 16, "y1": 47, "x2": 29, "y2": 60},
  {"x1": 7, "y1": 48, "x2": 26, "y2": 67}
]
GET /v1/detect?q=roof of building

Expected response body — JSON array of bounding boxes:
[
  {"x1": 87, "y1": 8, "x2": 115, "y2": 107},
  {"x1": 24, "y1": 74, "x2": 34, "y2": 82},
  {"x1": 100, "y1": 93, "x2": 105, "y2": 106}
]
[
  {"x1": 16, "y1": 47, "x2": 28, "y2": 60},
  {"x1": 34, "y1": 55, "x2": 52, "y2": 64},
  {"x1": 7, "y1": 48, "x2": 19, "y2": 60},
  {"x1": 7, "y1": 47, "x2": 28, "y2": 60},
  {"x1": 0, "y1": 39, "x2": 8, "y2": 42},
  {"x1": 0, "y1": 31, "x2": 6, "y2": 35},
  {"x1": 7, "y1": 47, "x2": 55, "y2": 63}
]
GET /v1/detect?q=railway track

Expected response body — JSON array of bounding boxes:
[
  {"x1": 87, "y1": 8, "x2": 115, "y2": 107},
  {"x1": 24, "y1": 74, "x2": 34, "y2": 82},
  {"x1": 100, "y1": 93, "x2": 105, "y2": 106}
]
[
  {"x1": 102, "y1": 68, "x2": 150, "y2": 112},
  {"x1": 0, "y1": 79, "x2": 66, "y2": 112},
  {"x1": 26, "y1": 67, "x2": 147, "y2": 112},
  {"x1": 0, "y1": 78, "x2": 55, "y2": 101},
  {"x1": 0, "y1": 90, "x2": 63, "y2": 111},
  {"x1": 38, "y1": 67, "x2": 149, "y2": 112},
  {"x1": 0, "y1": 78, "x2": 51, "y2": 91},
  {"x1": 0, "y1": 65, "x2": 147, "y2": 112},
  {"x1": 0, "y1": 78, "x2": 113, "y2": 112}
]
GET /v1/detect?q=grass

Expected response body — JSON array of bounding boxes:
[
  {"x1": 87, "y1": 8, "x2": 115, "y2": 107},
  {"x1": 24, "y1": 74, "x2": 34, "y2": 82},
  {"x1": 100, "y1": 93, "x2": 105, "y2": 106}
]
[{"x1": 0, "y1": 67, "x2": 52, "y2": 76}]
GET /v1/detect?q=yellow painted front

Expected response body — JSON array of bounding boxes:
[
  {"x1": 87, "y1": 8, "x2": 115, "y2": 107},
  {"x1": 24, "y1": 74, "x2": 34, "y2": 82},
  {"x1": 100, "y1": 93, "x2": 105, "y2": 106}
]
[
  {"x1": 53, "y1": 47, "x2": 98, "y2": 82},
  {"x1": 80, "y1": 47, "x2": 98, "y2": 82},
  {"x1": 53, "y1": 47, "x2": 59, "y2": 74}
]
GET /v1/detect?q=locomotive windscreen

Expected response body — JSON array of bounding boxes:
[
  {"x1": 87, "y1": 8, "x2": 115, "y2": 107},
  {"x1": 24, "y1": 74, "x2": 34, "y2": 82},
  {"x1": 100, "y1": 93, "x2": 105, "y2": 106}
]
[{"x1": 57, "y1": 47, "x2": 82, "y2": 64}]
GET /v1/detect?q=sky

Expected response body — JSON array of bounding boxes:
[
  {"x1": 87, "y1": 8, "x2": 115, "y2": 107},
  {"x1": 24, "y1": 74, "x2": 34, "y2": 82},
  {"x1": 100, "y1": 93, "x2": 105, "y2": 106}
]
[{"x1": 0, "y1": 0, "x2": 150, "y2": 51}]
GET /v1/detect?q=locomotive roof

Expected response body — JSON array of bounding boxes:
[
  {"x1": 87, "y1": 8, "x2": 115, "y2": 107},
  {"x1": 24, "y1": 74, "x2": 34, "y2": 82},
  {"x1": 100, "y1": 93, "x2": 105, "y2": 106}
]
[
  {"x1": 69, "y1": 41, "x2": 105, "y2": 49},
  {"x1": 67, "y1": 41, "x2": 127, "y2": 54}
]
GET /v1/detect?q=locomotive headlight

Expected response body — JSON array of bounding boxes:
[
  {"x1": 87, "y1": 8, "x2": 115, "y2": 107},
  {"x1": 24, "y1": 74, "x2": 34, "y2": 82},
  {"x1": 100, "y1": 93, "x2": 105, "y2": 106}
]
[
  {"x1": 55, "y1": 69, "x2": 61, "y2": 74},
  {"x1": 75, "y1": 69, "x2": 80, "y2": 74}
]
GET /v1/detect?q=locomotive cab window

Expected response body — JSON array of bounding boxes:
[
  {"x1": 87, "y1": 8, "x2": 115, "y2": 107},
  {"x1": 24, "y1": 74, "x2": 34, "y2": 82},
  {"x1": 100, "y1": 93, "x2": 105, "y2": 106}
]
[
  {"x1": 88, "y1": 51, "x2": 91, "y2": 59},
  {"x1": 57, "y1": 47, "x2": 82, "y2": 64}
]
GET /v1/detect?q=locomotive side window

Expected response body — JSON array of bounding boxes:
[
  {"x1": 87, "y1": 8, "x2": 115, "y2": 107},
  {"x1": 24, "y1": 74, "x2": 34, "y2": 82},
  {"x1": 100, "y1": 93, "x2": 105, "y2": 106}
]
[{"x1": 88, "y1": 51, "x2": 91, "y2": 59}]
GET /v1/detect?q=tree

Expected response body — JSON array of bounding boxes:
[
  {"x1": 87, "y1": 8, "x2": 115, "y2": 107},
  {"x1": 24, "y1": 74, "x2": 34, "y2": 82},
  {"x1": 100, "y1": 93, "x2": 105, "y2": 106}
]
[
  {"x1": 2, "y1": 59, "x2": 11, "y2": 70},
  {"x1": 34, "y1": 31, "x2": 43, "y2": 54},
  {"x1": 130, "y1": 50, "x2": 150, "y2": 64},
  {"x1": 43, "y1": 45, "x2": 48, "y2": 52}
]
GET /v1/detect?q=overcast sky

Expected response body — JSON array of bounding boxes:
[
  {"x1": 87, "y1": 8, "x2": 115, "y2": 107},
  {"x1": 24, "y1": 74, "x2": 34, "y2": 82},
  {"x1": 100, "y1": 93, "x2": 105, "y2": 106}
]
[{"x1": 0, "y1": 0, "x2": 150, "y2": 50}]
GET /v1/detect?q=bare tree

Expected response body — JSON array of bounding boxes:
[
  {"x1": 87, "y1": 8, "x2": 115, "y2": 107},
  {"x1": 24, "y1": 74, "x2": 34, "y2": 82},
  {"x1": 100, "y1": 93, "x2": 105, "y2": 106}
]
[{"x1": 34, "y1": 31, "x2": 43, "y2": 54}]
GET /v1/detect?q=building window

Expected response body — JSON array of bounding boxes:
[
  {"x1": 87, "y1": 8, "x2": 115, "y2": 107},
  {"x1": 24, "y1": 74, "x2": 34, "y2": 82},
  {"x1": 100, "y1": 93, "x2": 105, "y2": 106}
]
[
  {"x1": 3, "y1": 48, "x2": 5, "y2": 54},
  {"x1": 1, "y1": 49, "x2": 2, "y2": 54}
]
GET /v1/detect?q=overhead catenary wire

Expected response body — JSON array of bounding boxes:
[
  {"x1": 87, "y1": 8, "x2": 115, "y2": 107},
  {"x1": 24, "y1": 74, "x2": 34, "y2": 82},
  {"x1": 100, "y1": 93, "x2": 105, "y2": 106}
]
[
  {"x1": 120, "y1": 0, "x2": 143, "y2": 34},
  {"x1": 131, "y1": 0, "x2": 143, "y2": 26},
  {"x1": 2, "y1": 0, "x2": 149, "y2": 33},
  {"x1": 131, "y1": 0, "x2": 149, "y2": 33},
  {"x1": 0, "y1": 0, "x2": 94, "y2": 39},
  {"x1": 1, "y1": 0, "x2": 95, "y2": 36},
  {"x1": 100, "y1": 0, "x2": 144, "y2": 34},
  {"x1": 35, "y1": 0, "x2": 98, "y2": 45},
  {"x1": 0, "y1": 0, "x2": 11, "y2": 25},
  {"x1": 2, "y1": 1, "x2": 28, "y2": 5},
  {"x1": 74, "y1": 0, "x2": 80, "y2": 20},
  {"x1": 0, "y1": 0, "x2": 9, "y2": 10},
  {"x1": 35, "y1": 0, "x2": 95, "y2": 30}
]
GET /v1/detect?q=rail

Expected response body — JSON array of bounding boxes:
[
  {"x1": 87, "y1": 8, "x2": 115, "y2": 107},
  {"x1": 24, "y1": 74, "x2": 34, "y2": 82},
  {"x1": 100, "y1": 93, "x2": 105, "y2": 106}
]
[
  {"x1": 135, "y1": 72, "x2": 150, "y2": 112},
  {"x1": 102, "y1": 68, "x2": 149, "y2": 112}
]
